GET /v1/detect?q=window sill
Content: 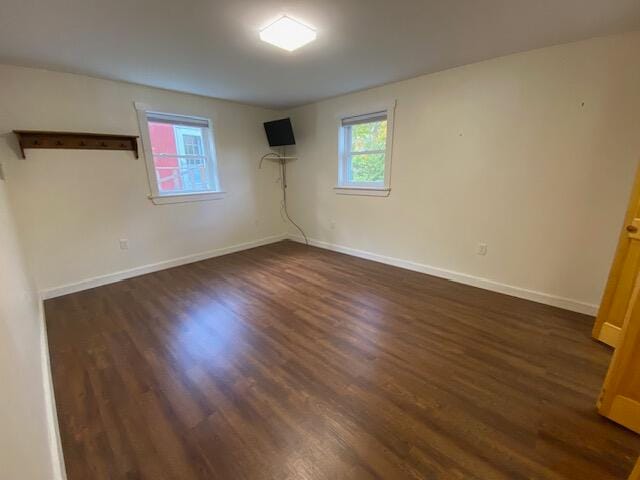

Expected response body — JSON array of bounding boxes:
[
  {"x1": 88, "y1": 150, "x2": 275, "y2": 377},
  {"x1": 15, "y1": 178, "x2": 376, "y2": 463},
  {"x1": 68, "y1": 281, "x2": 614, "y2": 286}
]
[
  {"x1": 148, "y1": 191, "x2": 226, "y2": 205},
  {"x1": 334, "y1": 186, "x2": 391, "y2": 197}
]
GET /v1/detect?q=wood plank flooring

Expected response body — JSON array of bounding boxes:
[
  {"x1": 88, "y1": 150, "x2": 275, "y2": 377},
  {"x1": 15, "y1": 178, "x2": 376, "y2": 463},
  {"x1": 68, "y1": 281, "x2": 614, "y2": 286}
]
[{"x1": 45, "y1": 240, "x2": 640, "y2": 479}]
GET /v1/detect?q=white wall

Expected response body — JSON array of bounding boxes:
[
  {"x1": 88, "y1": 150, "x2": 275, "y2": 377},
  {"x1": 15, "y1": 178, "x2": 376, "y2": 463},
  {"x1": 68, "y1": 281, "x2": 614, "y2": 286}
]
[
  {"x1": 3, "y1": 28, "x2": 637, "y2": 480},
  {"x1": 0, "y1": 64, "x2": 286, "y2": 296},
  {"x1": 285, "y1": 32, "x2": 640, "y2": 312},
  {"x1": 0, "y1": 177, "x2": 62, "y2": 479},
  {"x1": 2, "y1": 32, "x2": 639, "y2": 312}
]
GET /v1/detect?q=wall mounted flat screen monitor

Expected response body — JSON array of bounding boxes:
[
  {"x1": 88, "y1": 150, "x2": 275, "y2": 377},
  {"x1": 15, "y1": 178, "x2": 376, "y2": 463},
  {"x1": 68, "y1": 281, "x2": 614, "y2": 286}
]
[{"x1": 264, "y1": 118, "x2": 296, "y2": 147}]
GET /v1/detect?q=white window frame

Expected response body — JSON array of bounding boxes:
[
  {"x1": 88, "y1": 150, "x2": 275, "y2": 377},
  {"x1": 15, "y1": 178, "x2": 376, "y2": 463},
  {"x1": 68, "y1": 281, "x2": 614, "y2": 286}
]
[
  {"x1": 174, "y1": 126, "x2": 209, "y2": 192},
  {"x1": 135, "y1": 102, "x2": 225, "y2": 204},
  {"x1": 335, "y1": 101, "x2": 396, "y2": 197}
]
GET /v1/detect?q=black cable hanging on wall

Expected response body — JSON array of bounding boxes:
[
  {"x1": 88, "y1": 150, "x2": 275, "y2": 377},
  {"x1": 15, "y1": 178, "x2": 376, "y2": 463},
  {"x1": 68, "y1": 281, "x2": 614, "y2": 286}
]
[{"x1": 259, "y1": 147, "x2": 309, "y2": 245}]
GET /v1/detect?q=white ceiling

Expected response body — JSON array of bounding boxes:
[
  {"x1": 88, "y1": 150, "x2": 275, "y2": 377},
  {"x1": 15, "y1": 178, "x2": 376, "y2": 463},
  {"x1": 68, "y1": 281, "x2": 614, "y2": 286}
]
[{"x1": 1, "y1": 0, "x2": 639, "y2": 109}]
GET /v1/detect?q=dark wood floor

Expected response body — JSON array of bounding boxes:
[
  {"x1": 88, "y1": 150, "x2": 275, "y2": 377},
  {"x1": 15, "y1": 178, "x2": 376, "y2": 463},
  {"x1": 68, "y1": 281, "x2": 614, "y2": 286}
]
[{"x1": 45, "y1": 241, "x2": 640, "y2": 480}]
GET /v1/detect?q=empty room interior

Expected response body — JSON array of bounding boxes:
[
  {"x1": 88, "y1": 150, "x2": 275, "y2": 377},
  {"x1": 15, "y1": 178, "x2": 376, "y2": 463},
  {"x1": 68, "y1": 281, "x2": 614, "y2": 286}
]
[{"x1": 3, "y1": 1, "x2": 640, "y2": 479}]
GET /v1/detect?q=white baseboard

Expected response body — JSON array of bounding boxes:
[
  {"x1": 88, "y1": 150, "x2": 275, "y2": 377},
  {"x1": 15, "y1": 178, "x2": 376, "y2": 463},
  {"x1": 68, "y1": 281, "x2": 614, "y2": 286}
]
[
  {"x1": 39, "y1": 230, "x2": 599, "y2": 316},
  {"x1": 40, "y1": 234, "x2": 288, "y2": 299},
  {"x1": 288, "y1": 235, "x2": 598, "y2": 316},
  {"x1": 39, "y1": 301, "x2": 67, "y2": 480},
  {"x1": 36, "y1": 234, "x2": 287, "y2": 476},
  {"x1": 35, "y1": 231, "x2": 595, "y2": 478}
]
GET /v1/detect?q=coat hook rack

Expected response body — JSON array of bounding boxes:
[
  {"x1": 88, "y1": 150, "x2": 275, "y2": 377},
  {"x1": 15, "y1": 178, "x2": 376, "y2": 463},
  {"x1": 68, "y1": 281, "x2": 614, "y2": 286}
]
[{"x1": 13, "y1": 130, "x2": 139, "y2": 159}]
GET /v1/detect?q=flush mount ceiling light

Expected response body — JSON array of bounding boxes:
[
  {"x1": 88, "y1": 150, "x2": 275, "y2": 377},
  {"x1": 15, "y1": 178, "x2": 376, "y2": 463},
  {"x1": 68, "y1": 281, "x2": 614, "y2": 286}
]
[{"x1": 260, "y1": 16, "x2": 316, "y2": 52}]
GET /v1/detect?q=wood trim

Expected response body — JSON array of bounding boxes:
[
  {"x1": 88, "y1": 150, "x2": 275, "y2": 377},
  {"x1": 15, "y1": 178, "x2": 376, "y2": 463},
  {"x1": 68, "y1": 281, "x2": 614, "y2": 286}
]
[
  {"x1": 39, "y1": 234, "x2": 288, "y2": 299},
  {"x1": 607, "y1": 396, "x2": 640, "y2": 435},
  {"x1": 288, "y1": 234, "x2": 598, "y2": 314},
  {"x1": 599, "y1": 322, "x2": 622, "y2": 348},
  {"x1": 43, "y1": 240, "x2": 639, "y2": 478},
  {"x1": 598, "y1": 268, "x2": 640, "y2": 433},
  {"x1": 149, "y1": 191, "x2": 226, "y2": 204},
  {"x1": 334, "y1": 186, "x2": 391, "y2": 197},
  {"x1": 630, "y1": 458, "x2": 640, "y2": 480},
  {"x1": 37, "y1": 301, "x2": 67, "y2": 480},
  {"x1": 593, "y1": 160, "x2": 640, "y2": 339},
  {"x1": 13, "y1": 130, "x2": 139, "y2": 159}
]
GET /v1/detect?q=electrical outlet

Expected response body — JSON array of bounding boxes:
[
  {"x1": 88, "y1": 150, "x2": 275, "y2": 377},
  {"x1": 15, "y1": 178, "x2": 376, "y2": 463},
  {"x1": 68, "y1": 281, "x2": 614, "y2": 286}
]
[
  {"x1": 119, "y1": 239, "x2": 129, "y2": 250},
  {"x1": 329, "y1": 220, "x2": 336, "y2": 230},
  {"x1": 477, "y1": 243, "x2": 487, "y2": 256}
]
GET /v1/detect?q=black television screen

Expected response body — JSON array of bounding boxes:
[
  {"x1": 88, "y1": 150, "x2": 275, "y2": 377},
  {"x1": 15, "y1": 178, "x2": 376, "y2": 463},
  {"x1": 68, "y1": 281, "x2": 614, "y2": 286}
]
[{"x1": 264, "y1": 118, "x2": 296, "y2": 147}]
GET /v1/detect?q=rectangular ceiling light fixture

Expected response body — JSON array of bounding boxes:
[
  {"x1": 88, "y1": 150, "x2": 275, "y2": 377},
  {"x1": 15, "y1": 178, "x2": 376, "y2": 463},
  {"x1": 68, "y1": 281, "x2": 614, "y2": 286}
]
[{"x1": 260, "y1": 16, "x2": 316, "y2": 52}]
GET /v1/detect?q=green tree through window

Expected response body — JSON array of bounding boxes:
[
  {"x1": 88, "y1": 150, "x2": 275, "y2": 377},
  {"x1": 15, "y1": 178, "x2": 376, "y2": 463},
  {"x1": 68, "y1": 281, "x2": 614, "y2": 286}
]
[{"x1": 349, "y1": 120, "x2": 387, "y2": 183}]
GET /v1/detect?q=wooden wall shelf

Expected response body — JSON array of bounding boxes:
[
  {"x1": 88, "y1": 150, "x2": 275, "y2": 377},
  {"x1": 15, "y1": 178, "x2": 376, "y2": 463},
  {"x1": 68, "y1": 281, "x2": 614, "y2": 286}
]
[{"x1": 13, "y1": 130, "x2": 139, "y2": 159}]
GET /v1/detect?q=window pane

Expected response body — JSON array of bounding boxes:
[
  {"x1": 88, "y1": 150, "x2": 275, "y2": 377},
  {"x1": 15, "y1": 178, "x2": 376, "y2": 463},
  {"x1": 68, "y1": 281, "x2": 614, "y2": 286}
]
[
  {"x1": 349, "y1": 153, "x2": 385, "y2": 183},
  {"x1": 153, "y1": 156, "x2": 211, "y2": 193},
  {"x1": 144, "y1": 112, "x2": 220, "y2": 195},
  {"x1": 182, "y1": 134, "x2": 203, "y2": 156},
  {"x1": 350, "y1": 120, "x2": 387, "y2": 152},
  {"x1": 148, "y1": 122, "x2": 179, "y2": 156},
  {"x1": 175, "y1": 126, "x2": 205, "y2": 156}
]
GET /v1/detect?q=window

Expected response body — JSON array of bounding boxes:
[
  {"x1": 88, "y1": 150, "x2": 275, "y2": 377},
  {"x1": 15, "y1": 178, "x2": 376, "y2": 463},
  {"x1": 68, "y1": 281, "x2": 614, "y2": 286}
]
[
  {"x1": 336, "y1": 104, "x2": 395, "y2": 196},
  {"x1": 136, "y1": 104, "x2": 223, "y2": 204}
]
